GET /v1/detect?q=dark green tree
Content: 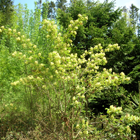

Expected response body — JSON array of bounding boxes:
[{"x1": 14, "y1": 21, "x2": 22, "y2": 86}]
[
  {"x1": 129, "y1": 4, "x2": 139, "y2": 28},
  {"x1": 0, "y1": 0, "x2": 14, "y2": 52},
  {"x1": 137, "y1": 14, "x2": 140, "y2": 39},
  {"x1": 0, "y1": 0, "x2": 14, "y2": 27},
  {"x1": 37, "y1": 0, "x2": 42, "y2": 9},
  {"x1": 56, "y1": 0, "x2": 139, "y2": 116},
  {"x1": 123, "y1": 5, "x2": 140, "y2": 93},
  {"x1": 105, "y1": 13, "x2": 136, "y2": 71},
  {"x1": 41, "y1": 1, "x2": 56, "y2": 19},
  {"x1": 56, "y1": 0, "x2": 67, "y2": 11},
  {"x1": 57, "y1": 0, "x2": 122, "y2": 55},
  {"x1": 41, "y1": 2, "x2": 48, "y2": 20},
  {"x1": 57, "y1": 0, "x2": 137, "y2": 86},
  {"x1": 114, "y1": 4, "x2": 140, "y2": 93},
  {"x1": 48, "y1": 1, "x2": 56, "y2": 19}
]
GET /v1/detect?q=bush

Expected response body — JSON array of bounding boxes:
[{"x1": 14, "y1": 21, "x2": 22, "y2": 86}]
[{"x1": 0, "y1": 3, "x2": 139, "y2": 139}]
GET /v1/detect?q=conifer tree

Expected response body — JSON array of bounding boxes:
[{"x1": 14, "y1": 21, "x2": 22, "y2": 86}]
[
  {"x1": 41, "y1": 1, "x2": 56, "y2": 19},
  {"x1": 57, "y1": 0, "x2": 122, "y2": 55},
  {"x1": 0, "y1": 0, "x2": 14, "y2": 51},
  {"x1": 56, "y1": 0, "x2": 67, "y2": 11},
  {"x1": 37, "y1": 0, "x2": 42, "y2": 9},
  {"x1": 0, "y1": 0, "x2": 14, "y2": 27},
  {"x1": 137, "y1": 15, "x2": 140, "y2": 39},
  {"x1": 129, "y1": 4, "x2": 139, "y2": 28},
  {"x1": 48, "y1": 1, "x2": 56, "y2": 19},
  {"x1": 56, "y1": 0, "x2": 139, "y2": 113}
]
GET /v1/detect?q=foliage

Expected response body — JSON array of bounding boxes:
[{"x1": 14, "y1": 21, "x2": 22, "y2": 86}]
[
  {"x1": 124, "y1": 93, "x2": 140, "y2": 116},
  {"x1": 0, "y1": 0, "x2": 14, "y2": 27},
  {"x1": 56, "y1": 0, "x2": 67, "y2": 11},
  {"x1": 57, "y1": 0, "x2": 122, "y2": 55},
  {"x1": 0, "y1": 2, "x2": 140, "y2": 139},
  {"x1": 56, "y1": 0, "x2": 137, "y2": 74},
  {"x1": 47, "y1": 1, "x2": 56, "y2": 19},
  {"x1": 88, "y1": 86, "x2": 130, "y2": 116},
  {"x1": 41, "y1": 1, "x2": 56, "y2": 20},
  {"x1": 56, "y1": 0, "x2": 137, "y2": 82},
  {"x1": 56, "y1": 0, "x2": 134, "y2": 117},
  {"x1": 56, "y1": 1, "x2": 140, "y2": 121},
  {"x1": 129, "y1": 4, "x2": 139, "y2": 28}
]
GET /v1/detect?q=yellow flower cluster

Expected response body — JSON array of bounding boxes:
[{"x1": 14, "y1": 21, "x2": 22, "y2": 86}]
[
  {"x1": 0, "y1": 26, "x2": 4, "y2": 33},
  {"x1": 2, "y1": 27, "x2": 38, "y2": 50},
  {"x1": 124, "y1": 113, "x2": 140, "y2": 123},
  {"x1": 9, "y1": 14, "x2": 131, "y2": 110},
  {"x1": 105, "y1": 44, "x2": 120, "y2": 52},
  {"x1": 126, "y1": 125, "x2": 131, "y2": 133},
  {"x1": 11, "y1": 81, "x2": 20, "y2": 86},
  {"x1": 107, "y1": 105, "x2": 122, "y2": 114},
  {"x1": 11, "y1": 74, "x2": 44, "y2": 86},
  {"x1": 48, "y1": 37, "x2": 130, "y2": 93},
  {"x1": 42, "y1": 19, "x2": 57, "y2": 41},
  {"x1": 75, "y1": 118, "x2": 89, "y2": 136}
]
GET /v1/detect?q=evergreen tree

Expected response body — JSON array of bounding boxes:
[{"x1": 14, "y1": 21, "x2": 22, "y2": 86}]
[
  {"x1": 0, "y1": 0, "x2": 14, "y2": 27},
  {"x1": 41, "y1": 1, "x2": 56, "y2": 19},
  {"x1": 37, "y1": 0, "x2": 42, "y2": 9},
  {"x1": 123, "y1": 5, "x2": 140, "y2": 92},
  {"x1": 129, "y1": 4, "x2": 139, "y2": 28},
  {"x1": 0, "y1": 0, "x2": 14, "y2": 52},
  {"x1": 57, "y1": 0, "x2": 122, "y2": 55},
  {"x1": 56, "y1": 0, "x2": 67, "y2": 11},
  {"x1": 41, "y1": 1, "x2": 49, "y2": 20},
  {"x1": 56, "y1": 0, "x2": 139, "y2": 114},
  {"x1": 137, "y1": 15, "x2": 140, "y2": 39},
  {"x1": 57, "y1": 0, "x2": 137, "y2": 82},
  {"x1": 48, "y1": 1, "x2": 56, "y2": 19}
]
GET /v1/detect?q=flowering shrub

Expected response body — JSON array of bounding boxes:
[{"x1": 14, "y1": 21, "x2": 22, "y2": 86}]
[
  {"x1": 104, "y1": 105, "x2": 140, "y2": 139},
  {"x1": 0, "y1": 3, "x2": 139, "y2": 139}
]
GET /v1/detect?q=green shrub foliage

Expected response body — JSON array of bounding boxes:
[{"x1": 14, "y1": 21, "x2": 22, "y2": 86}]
[{"x1": 0, "y1": 2, "x2": 140, "y2": 139}]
